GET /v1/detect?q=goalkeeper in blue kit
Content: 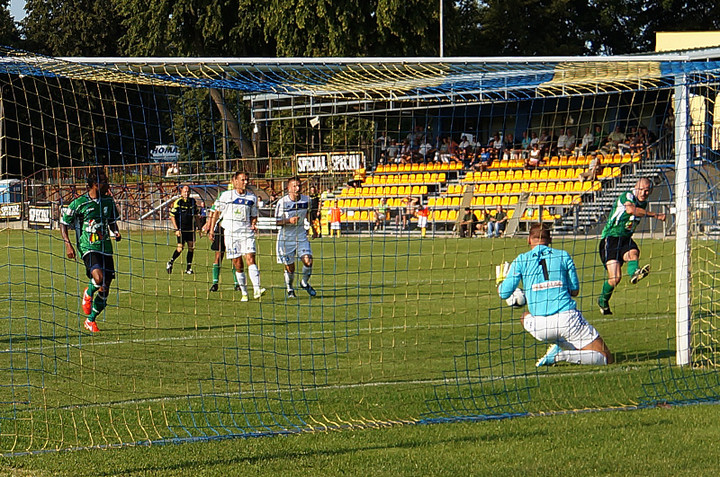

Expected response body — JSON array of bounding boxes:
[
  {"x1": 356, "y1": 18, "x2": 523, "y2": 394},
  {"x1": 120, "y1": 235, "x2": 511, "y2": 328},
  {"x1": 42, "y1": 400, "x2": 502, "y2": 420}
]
[
  {"x1": 60, "y1": 170, "x2": 122, "y2": 333},
  {"x1": 498, "y1": 223, "x2": 612, "y2": 366}
]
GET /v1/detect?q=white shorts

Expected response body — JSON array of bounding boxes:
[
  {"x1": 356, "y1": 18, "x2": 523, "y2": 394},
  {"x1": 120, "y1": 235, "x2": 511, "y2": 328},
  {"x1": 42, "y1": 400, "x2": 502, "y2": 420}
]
[
  {"x1": 417, "y1": 216, "x2": 428, "y2": 228},
  {"x1": 224, "y1": 232, "x2": 256, "y2": 259},
  {"x1": 522, "y1": 309, "x2": 599, "y2": 350},
  {"x1": 276, "y1": 238, "x2": 312, "y2": 265},
  {"x1": 330, "y1": 222, "x2": 341, "y2": 230}
]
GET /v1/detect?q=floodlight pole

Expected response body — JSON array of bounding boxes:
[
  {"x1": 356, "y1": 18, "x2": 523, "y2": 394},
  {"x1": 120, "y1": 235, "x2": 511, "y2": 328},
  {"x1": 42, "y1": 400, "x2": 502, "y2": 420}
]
[
  {"x1": 439, "y1": 0, "x2": 444, "y2": 58},
  {"x1": 674, "y1": 76, "x2": 691, "y2": 366}
]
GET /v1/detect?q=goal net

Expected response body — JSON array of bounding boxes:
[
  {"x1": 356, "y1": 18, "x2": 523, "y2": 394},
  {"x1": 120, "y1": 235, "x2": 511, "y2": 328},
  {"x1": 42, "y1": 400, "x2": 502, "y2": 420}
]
[{"x1": 1, "y1": 46, "x2": 719, "y2": 454}]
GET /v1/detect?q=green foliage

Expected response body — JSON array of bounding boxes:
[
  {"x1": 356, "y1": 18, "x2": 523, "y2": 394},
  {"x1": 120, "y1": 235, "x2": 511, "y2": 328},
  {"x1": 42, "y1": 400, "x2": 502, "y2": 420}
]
[
  {"x1": 21, "y1": 0, "x2": 125, "y2": 56},
  {"x1": 0, "y1": 0, "x2": 20, "y2": 48}
]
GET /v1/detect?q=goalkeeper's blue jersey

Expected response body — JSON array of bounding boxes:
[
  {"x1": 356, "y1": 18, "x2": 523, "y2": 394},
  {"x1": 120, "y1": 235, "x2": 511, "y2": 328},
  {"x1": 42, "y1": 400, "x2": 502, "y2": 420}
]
[{"x1": 498, "y1": 244, "x2": 579, "y2": 317}]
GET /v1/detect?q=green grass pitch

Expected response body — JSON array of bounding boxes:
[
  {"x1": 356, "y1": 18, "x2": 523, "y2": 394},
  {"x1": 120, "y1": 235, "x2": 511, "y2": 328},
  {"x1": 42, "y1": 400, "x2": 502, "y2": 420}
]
[{"x1": 1, "y1": 227, "x2": 716, "y2": 459}]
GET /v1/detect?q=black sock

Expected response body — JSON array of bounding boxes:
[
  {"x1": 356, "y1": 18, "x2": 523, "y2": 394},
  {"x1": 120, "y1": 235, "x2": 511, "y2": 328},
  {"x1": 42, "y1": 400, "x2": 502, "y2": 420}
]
[
  {"x1": 171, "y1": 250, "x2": 181, "y2": 262},
  {"x1": 186, "y1": 251, "x2": 194, "y2": 268}
]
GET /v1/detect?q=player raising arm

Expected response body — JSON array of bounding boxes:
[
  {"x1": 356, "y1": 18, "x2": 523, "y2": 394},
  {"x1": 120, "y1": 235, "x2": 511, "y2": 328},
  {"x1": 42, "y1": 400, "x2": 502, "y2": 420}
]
[
  {"x1": 60, "y1": 170, "x2": 121, "y2": 333},
  {"x1": 498, "y1": 223, "x2": 613, "y2": 367}
]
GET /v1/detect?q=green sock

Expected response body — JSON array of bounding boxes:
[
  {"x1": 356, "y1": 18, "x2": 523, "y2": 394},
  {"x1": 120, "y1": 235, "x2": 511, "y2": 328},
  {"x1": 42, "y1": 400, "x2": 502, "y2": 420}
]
[
  {"x1": 212, "y1": 264, "x2": 221, "y2": 284},
  {"x1": 627, "y1": 260, "x2": 639, "y2": 277},
  {"x1": 87, "y1": 280, "x2": 99, "y2": 296},
  {"x1": 233, "y1": 271, "x2": 239, "y2": 285},
  {"x1": 89, "y1": 294, "x2": 107, "y2": 320},
  {"x1": 599, "y1": 281, "x2": 614, "y2": 306}
]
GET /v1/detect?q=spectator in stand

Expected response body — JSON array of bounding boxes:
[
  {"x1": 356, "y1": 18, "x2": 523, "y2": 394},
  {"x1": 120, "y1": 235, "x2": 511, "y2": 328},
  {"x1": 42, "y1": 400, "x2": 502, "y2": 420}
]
[
  {"x1": 538, "y1": 129, "x2": 552, "y2": 155},
  {"x1": 578, "y1": 151, "x2": 603, "y2": 183},
  {"x1": 526, "y1": 143, "x2": 543, "y2": 169},
  {"x1": 579, "y1": 127, "x2": 594, "y2": 155},
  {"x1": 165, "y1": 162, "x2": 180, "y2": 177},
  {"x1": 529, "y1": 131, "x2": 540, "y2": 149},
  {"x1": 374, "y1": 197, "x2": 388, "y2": 231},
  {"x1": 605, "y1": 126, "x2": 626, "y2": 153},
  {"x1": 399, "y1": 139, "x2": 413, "y2": 164},
  {"x1": 475, "y1": 209, "x2": 490, "y2": 236},
  {"x1": 555, "y1": 129, "x2": 570, "y2": 156},
  {"x1": 458, "y1": 135, "x2": 472, "y2": 167},
  {"x1": 401, "y1": 196, "x2": 417, "y2": 230},
  {"x1": 487, "y1": 205, "x2": 507, "y2": 238},
  {"x1": 479, "y1": 147, "x2": 492, "y2": 171},
  {"x1": 437, "y1": 136, "x2": 452, "y2": 163},
  {"x1": 563, "y1": 129, "x2": 577, "y2": 155},
  {"x1": 329, "y1": 200, "x2": 342, "y2": 237},
  {"x1": 417, "y1": 136, "x2": 436, "y2": 163},
  {"x1": 459, "y1": 207, "x2": 475, "y2": 238},
  {"x1": 348, "y1": 161, "x2": 366, "y2": 188},
  {"x1": 591, "y1": 124, "x2": 606, "y2": 151},
  {"x1": 386, "y1": 138, "x2": 400, "y2": 163},
  {"x1": 489, "y1": 132, "x2": 503, "y2": 160},
  {"x1": 638, "y1": 125, "x2": 657, "y2": 157},
  {"x1": 520, "y1": 131, "x2": 532, "y2": 158},
  {"x1": 376, "y1": 132, "x2": 388, "y2": 164}
]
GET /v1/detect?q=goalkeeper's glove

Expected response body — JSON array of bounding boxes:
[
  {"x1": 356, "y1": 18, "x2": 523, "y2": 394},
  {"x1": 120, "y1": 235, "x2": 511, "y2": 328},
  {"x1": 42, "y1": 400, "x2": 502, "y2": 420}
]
[{"x1": 495, "y1": 261, "x2": 510, "y2": 285}]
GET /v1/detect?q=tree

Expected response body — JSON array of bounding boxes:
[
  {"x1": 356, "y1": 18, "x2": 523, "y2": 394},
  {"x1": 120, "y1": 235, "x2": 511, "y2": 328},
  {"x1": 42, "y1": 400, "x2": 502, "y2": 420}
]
[
  {"x1": 21, "y1": 0, "x2": 126, "y2": 56},
  {"x1": 0, "y1": 0, "x2": 20, "y2": 48}
]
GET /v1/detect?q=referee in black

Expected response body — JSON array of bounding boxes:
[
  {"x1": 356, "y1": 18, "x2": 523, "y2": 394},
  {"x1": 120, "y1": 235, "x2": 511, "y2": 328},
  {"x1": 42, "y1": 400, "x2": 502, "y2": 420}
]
[{"x1": 166, "y1": 185, "x2": 198, "y2": 274}]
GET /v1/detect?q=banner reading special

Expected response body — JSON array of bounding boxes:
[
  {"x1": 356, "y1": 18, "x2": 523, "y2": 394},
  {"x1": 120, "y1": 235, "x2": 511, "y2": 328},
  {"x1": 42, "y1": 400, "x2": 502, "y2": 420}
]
[
  {"x1": 297, "y1": 152, "x2": 364, "y2": 174},
  {"x1": 28, "y1": 206, "x2": 52, "y2": 229},
  {"x1": 0, "y1": 202, "x2": 21, "y2": 220}
]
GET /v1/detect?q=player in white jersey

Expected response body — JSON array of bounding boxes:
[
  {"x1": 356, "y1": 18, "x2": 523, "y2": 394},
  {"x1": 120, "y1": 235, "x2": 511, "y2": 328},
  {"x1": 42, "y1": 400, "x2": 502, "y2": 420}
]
[
  {"x1": 207, "y1": 171, "x2": 266, "y2": 300},
  {"x1": 275, "y1": 177, "x2": 316, "y2": 298}
]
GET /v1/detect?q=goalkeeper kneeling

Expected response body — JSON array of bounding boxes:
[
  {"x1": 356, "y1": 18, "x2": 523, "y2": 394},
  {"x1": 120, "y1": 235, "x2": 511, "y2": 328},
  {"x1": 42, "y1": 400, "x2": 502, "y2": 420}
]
[{"x1": 497, "y1": 223, "x2": 613, "y2": 367}]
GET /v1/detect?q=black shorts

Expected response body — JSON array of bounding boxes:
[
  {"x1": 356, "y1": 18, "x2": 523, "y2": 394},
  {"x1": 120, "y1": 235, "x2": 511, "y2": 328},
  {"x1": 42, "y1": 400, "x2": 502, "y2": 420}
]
[
  {"x1": 211, "y1": 225, "x2": 226, "y2": 252},
  {"x1": 599, "y1": 236, "x2": 639, "y2": 266},
  {"x1": 83, "y1": 252, "x2": 116, "y2": 281},
  {"x1": 177, "y1": 230, "x2": 195, "y2": 244}
]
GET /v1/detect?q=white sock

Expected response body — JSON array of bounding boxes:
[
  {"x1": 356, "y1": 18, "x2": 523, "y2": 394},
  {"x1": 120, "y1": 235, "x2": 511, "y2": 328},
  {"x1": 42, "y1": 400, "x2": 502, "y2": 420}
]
[
  {"x1": 248, "y1": 264, "x2": 261, "y2": 290},
  {"x1": 284, "y1": 270, "x2": 294, "y2": 291},
  {"x1": 235, "y1": 271, "x2": 248, "y2": 294},
  {"x1": 301, "y1": 265, "x2": 312, "y2": 286},
  {"x1": 557, "y1": 350, "x2": 607, "y2": 365}
]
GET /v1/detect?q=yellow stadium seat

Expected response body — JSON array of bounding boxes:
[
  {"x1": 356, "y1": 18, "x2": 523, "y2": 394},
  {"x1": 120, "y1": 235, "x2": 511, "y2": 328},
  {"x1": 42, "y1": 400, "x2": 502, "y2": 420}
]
[
  {"x1": 448, "y1": 210, "x2": 458, "y2": 221},
  {"x1": 350, "y1": 199, "x2": 358, "y2": 208},
  {"x1": 511, "y1": 182, "x2": 521, "y2": 193},
  {"x1": 531, "y1": 170, "x2": 540, "y2": 180},
  {"x1": 492, "y1": 196, "x2": 501, "y2": 206},
  {"x1": 423, "y1": 173, "x2": 432, "y2": 183},
  {"x1": 421, "y1": 186, "x2": 428, "y2": 194},
  {"x1": 537, "y1": 182, "x2": 547, "y2": 193},
  {"x1": 549, "y1": 169, "x2": 558, "y2": 180},
  {"x1": 484, "y1": 196, "x2": 494, "y2": 206},
  {"x1": 501, "y1": 196, "x2": 510, "y2": 206},
  {"x1": 522, "y1": 170, "x2": 531, "y2": 181},
  {"x1": 612, "y1": 167, "x2": 621, "y2": 177},
  {"x1": 489, "y1": 171, "x2": 498, "y2": 181},
  {"x1": 572, "y1": 181, "x2": 583, "y2": 192},
  {"x1": 439, "y1": 210, "x2": 448, "y2": 221},
  {"x1": 427, "y1": 197, "x2": 437, "y2": 206},
  {"x1": 477, "y1": 183, "x2": 487, "y2": 194},
  {"x1": 509, "y1": 196, "x2": 519, "y2": 205},
  {"x1": 553, "y1": 195, "x2": 563, "y2": 206},
  {"x1": 507, "y1": 209, "x2": 515, "y2": 219},
  {"x1": 411, "y1": 163, "x2": 420, "y2": 171},
  {"x1": 360, "y1": 211, "x2": 369, "y2": 221},
  {"x1": 592, "y1": 181, "x2": 601, "y2": 191},
  {"x1": 438, "y1": 173, "x2": 446, "y2": 182},
  {"x1": 481, "y1": 171, "x2": 490, "y2": 181},
  {"x1": 390, "y1": 186, "x2": 398, "y2": 195},
  {"x1": 539, "y1": 169, "x2": 549, "y2": 180},
  {"x1": 502, "y1": 183, "x2": 512, "y2": 193},
  {"x1": 528, "y1": 182, "x2": 538, "y2": 192},
  {"x1": 549, "y1": 157, "x2": 560, "y2": 167},
  {"x1": 451, "y1": 197, "x2": 461, "y2": 207},
  {"x1": 563, "y1": 195, "x2": 573, "y2": 205},
  {"x1": 497, "y1": 171, "x2": 507, "y2": 181},
  {"x1": 528, "y1": 195, "x2": 537, "y2": 205},
  {"x1": 559, "y1": 157, "x2": 569, "y2": 167},
  {"x1": 486, "y1": 183, "x2": 496, "y2": 194}
]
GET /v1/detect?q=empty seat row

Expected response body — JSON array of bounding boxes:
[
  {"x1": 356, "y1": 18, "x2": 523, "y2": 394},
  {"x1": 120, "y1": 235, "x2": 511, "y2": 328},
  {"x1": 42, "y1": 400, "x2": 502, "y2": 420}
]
[
  {"x1": 464, "y1": 167, "x2": 620, "y2": 183},
  {"x1": 487, "y1": 153, "x2": 640, "y2": 169},
  {"x1": 365, "y1": 173, "x2": 446, "y2": 185},
  {"x1": 340, "y1": 185, "x2": 429, "y2": 197},
  {"x1": 375, "y1": 162, "x2": 462, "y2": 173}
]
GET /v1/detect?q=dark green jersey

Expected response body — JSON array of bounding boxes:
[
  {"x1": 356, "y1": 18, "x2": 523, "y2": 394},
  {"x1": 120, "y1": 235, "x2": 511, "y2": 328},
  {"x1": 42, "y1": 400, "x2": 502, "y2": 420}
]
[
  {"x1": 61, "y1": 193, "x2": 119, "y2": 256},
  {"x1": 601, "y1": 190, "x2": 647, "y2": 239}
]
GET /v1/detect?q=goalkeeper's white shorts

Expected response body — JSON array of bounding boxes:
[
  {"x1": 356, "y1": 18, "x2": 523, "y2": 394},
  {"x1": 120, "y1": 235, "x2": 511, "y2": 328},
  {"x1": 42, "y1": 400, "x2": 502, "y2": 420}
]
[{"x1": 523, "y1": 309, "x2": 599, "y2": 350}]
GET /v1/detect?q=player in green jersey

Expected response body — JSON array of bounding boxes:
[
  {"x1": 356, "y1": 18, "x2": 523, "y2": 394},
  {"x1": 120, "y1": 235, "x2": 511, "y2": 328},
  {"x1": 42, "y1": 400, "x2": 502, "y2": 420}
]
[
  {"x1": 597, "y1": 178, "x2": 666, "y2": 315},
  {"x1": 60, "y1": 170, "x2": 122, "y2": 333}
]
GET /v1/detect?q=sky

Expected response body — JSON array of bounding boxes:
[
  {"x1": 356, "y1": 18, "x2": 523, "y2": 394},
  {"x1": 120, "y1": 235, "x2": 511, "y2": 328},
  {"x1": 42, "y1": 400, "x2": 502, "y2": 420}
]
[{"x1": 9, "y1": 0, "x2": 25, "y2": 21}]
